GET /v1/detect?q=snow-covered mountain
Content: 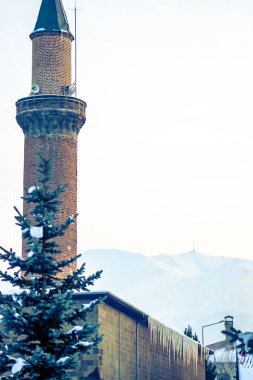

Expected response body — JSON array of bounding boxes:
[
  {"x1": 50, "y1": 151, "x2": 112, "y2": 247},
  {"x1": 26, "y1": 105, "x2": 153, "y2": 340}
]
[
  {"x1": 79, "y1": 249, "x2": 253, "y2": 345},
  {"x1": 1, "y1": 249, "x2": 252, "y2": 344}
]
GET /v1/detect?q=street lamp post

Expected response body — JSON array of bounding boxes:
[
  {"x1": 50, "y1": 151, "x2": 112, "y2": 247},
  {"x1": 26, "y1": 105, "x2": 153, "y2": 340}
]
[{"x1": 202, "y1": 320, "x2": 224, "y2": 346}]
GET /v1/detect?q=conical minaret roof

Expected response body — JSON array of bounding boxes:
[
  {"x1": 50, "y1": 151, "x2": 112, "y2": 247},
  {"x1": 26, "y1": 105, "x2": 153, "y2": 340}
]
[{"x1": 30, "y1": 0, "x2": 73, "y2": 39}]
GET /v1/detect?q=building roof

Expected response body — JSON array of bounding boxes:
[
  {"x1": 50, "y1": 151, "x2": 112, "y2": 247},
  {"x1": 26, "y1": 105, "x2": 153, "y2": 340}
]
[
  {"x1": 207, "y1": 340, "x2": 227, "y2": 351},
  {"x1": 74, "y1": 291, "x2": 211, "y2": 355},
  {"x1": 74, "y1": 291, "x2": 149, "y2": 323},
  {"x1": 30, "y1": 0, "x2": 73, "y2": 39}
]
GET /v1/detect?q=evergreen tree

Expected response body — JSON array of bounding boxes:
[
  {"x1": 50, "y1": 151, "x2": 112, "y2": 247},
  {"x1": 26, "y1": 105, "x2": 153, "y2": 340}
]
[
  {"x1": 0, "y1": 158, "x2": 102, "y2": 379},
  {"x1": 205, "y1": 357, "x2": 217, "y2": 380},
  {"x1": 183, "y1": 325, "x2": 200, "y2": 342}
]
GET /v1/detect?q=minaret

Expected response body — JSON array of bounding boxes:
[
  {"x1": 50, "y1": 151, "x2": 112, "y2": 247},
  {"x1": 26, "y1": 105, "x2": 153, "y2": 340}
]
[{"x1": 16, "y1": 0, "x2": 86, "y2": 276}]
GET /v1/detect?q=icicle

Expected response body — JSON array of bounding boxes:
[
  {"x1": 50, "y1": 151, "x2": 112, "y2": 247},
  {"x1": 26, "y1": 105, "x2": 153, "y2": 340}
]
[{"x1": 148, "y1": 317, "x2": 208, "y2": 375}]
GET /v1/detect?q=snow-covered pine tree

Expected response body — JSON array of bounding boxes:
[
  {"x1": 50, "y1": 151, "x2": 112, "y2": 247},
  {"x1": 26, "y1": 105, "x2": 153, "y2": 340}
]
[{"x1": 0, "y1": 157, "x2": 102, "y2": 379}]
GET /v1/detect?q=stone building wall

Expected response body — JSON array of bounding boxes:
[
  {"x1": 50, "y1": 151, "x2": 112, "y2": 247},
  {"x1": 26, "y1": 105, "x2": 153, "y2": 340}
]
[
  {"x1": 72, "y1": 296, "x2": 207, "y2": 380},
  {"x1": 98, "y1": 303, "x2": 136, "y2": 379},
  {"x1": 1, "y1": 292, "x2": 207, "y2": 380}
]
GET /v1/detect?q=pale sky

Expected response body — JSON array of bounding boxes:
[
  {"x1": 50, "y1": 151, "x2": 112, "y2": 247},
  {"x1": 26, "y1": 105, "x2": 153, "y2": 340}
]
[{"x1": 1, "y1": 0, "x2": 253, "y2": 260}]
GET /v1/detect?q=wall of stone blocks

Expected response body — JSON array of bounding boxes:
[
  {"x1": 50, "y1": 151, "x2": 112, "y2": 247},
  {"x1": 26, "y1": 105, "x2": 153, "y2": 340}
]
[
  {"x1": 77, "y1": 303, "x2": 206, "y2": 380},
  {"x1": 0, "y1": 299, "x2": 206, "y2": 380},
  {"x1": 98, "y1": 304, "x2": 136, "y2": 380}
]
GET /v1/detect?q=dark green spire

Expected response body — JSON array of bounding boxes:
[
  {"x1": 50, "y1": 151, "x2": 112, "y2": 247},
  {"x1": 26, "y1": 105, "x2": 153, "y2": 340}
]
[{"x1": 30, "y1": 0, "x2": 73, "y2": 39}]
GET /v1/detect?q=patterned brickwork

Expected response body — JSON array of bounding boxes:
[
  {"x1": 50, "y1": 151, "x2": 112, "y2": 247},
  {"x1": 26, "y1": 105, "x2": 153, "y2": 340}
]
[
  {"x1": 31, "y1": 33, "x2": 72, "y2": 94},
  {"x1": 23, "y1": 134, "x2": 78, "y2": 276}
]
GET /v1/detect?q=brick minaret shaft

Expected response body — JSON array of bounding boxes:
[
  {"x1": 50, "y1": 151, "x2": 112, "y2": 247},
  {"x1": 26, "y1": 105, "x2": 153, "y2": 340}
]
[{"x1": 16, "y1": 0, "x2": 86, "y2": 276}]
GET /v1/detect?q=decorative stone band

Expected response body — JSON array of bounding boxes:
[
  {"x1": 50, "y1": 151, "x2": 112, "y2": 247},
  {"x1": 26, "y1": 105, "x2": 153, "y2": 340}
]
[{"x1": 16, "y1": 95, "x2": 86, "y2": 136}]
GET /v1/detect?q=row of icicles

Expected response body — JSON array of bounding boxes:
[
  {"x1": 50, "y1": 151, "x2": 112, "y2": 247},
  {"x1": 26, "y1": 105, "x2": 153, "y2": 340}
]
[{"x1": 148, "y1": 317, "x2": 209, "y2": 374}]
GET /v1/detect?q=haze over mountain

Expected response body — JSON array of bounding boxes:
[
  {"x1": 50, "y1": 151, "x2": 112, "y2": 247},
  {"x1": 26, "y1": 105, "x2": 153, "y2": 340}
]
[
  {"x1": 1, "y1": 249, "x2": 252, "y2": 345},
  {"x1": 80, "y1": 249, "x2": 253, "y2": 345}
]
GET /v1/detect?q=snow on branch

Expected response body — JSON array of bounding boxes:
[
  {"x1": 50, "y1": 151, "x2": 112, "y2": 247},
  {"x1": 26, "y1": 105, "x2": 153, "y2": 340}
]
[
  {"x1": 73, "y1": 341, "x2": 94, "y2": 348},
  {"x1": 30, "y1": 226, "x2": 43, "y2": 239},
  {"x1": 66, "y1": 325, "x2": 83, "y2": 334},
  {"x1": 57, "y1": 356, "x2": 70, "y2": 365},
  {"x1": 11, "y1": 357, "x2": 27, "y2": 375},
  {"x1": 28, "y1": 186, "x2": 39, "y2": 194},
  {"x1": 80, "y1": 300, "x2": 98, "y2": 312}
]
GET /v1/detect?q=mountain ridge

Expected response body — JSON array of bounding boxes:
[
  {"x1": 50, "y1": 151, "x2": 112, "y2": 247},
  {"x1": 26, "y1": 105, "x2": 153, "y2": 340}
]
[{"x1": 79, "y1": 249, "x2": 253, "y2": 344}]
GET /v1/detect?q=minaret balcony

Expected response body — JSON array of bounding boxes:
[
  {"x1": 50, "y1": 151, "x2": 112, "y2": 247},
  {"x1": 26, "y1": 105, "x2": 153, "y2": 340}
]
[{"x1": 16, "y1": 95, "x2": 86, "y2": 136}]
